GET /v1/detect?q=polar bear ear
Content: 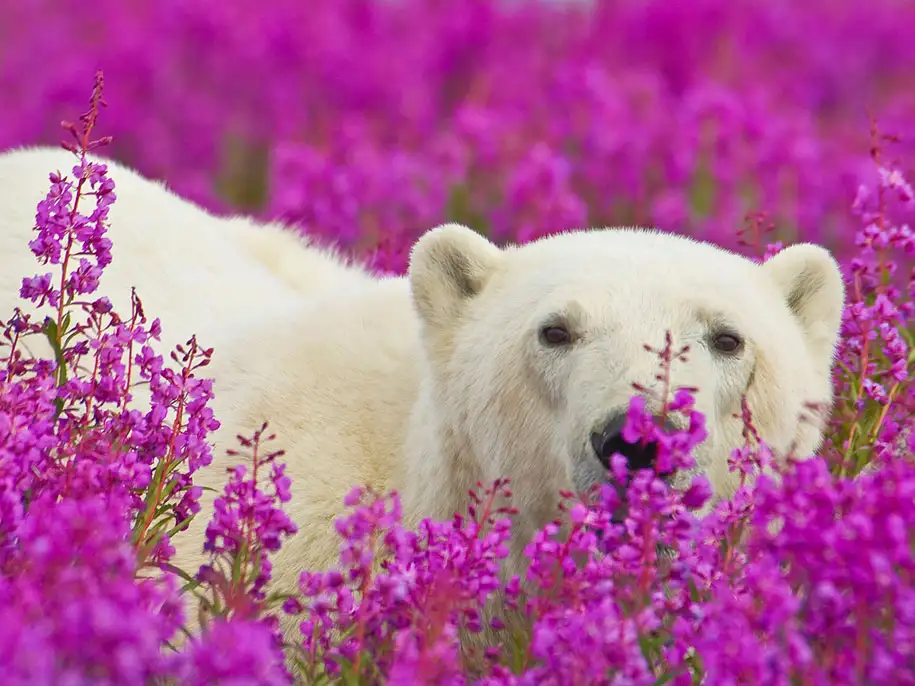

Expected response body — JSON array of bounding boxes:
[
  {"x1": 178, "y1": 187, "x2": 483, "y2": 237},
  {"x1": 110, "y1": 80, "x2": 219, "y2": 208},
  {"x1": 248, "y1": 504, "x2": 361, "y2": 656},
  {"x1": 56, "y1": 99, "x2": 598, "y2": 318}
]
[
  {"x1": 761, "y1": 244, "x2": 846, "y2": 362},
  {"x1": 409, "y1": 223, "x2": 502, "y2": 328}
]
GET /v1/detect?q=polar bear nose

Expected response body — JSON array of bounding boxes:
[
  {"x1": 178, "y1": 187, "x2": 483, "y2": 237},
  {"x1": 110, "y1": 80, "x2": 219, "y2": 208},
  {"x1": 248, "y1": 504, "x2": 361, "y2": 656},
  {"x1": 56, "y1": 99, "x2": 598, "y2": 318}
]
[{"x1": 590, "y1": 412, "x2": 678, "y2": 475}]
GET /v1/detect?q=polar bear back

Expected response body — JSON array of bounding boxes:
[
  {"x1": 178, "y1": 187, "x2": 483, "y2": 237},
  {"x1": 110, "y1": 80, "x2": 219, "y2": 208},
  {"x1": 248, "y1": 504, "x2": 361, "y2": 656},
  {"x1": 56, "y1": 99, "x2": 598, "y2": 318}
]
[{"x1": 0, "y1": 146, "x2": 368, "y2": 360}]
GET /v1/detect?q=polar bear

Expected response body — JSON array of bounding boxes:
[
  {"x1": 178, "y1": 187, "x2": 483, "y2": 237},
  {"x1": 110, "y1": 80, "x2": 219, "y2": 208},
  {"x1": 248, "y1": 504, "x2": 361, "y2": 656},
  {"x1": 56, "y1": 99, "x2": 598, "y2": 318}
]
[
  {"x1": 170, "y1": 225, "x2": 844, "y2": 652},
  {"x1": 0, "y1": 146, "x2": 846, "y2": 655}
]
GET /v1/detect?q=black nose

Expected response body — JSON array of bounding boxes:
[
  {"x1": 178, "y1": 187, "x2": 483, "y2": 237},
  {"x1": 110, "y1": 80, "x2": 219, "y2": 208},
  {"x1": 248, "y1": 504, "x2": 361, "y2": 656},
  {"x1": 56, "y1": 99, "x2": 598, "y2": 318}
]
[{"x1": 590, "y1": 413, "x2": 677, "y2": 474}]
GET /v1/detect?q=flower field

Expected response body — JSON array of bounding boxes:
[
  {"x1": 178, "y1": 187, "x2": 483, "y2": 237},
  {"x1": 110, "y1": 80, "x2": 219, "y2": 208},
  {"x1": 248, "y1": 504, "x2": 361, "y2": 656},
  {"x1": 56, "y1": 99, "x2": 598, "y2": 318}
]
[{"x1": 1, "y1": 0, "x2": 915, "y2": 683}]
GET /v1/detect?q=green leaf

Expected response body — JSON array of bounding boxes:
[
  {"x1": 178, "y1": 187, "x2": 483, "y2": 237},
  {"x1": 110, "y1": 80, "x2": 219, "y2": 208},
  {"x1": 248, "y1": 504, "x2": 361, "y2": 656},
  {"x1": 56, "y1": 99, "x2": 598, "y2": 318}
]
[
  {"x1": 652, "y1": 670, "x2": 681, "y2": 685},
  {"x1": 158, "y1": 562, "x2": 204, "y2": 592},
  {"x1": 166, "y1": 515, "x2": 196, "y2": 539}
]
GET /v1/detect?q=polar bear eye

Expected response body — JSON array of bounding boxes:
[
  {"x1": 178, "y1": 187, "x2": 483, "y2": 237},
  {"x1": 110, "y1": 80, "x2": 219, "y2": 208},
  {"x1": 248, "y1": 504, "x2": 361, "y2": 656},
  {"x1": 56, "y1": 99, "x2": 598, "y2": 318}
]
[
  {"x1": 539, "y1": 325, "x2": 573, "y2": 347},
  {"x1": 712, "y1": 332, "x2": 744, "y2": 355}
]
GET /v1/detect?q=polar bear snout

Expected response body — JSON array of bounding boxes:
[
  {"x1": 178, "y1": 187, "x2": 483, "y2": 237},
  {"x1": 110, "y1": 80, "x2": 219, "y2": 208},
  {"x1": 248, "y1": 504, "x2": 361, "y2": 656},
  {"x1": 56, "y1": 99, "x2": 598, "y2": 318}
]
[{"x1": 590, "y1": 411, "x2": 679, "y2": 478}]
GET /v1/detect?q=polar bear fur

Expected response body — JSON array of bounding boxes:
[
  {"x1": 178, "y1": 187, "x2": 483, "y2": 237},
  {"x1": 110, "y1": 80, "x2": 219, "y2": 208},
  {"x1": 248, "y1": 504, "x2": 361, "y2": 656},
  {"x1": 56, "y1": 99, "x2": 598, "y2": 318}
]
[
  {"x1": 0, "y1": 146, "x2": 846, "y2": 652},
  {"x1": 0, "y1": 146, "x2": 372, "y2": 369}
]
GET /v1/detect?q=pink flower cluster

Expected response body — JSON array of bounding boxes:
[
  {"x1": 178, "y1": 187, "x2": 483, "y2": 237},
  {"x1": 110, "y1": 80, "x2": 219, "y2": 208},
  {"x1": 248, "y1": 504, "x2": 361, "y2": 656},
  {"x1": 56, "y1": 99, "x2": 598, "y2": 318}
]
[
  {"x1": 2, "y1": 0, "x2": 914, "y2": 263},
  {"x1": 0, "y1": 76, "x2": 290, "y2": 683}
]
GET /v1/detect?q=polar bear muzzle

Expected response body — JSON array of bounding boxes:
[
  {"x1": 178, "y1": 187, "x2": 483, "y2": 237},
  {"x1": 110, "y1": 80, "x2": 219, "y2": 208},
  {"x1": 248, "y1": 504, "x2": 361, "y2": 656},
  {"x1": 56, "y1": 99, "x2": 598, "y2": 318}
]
[{"x1": 590, "y1": 410, "x2": 679, "y2": 479}]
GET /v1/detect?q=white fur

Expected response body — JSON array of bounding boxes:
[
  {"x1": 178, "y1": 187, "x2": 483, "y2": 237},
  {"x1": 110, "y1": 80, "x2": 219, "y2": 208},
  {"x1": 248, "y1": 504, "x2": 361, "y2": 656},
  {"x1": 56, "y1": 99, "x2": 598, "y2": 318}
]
[
  {"x1": 0, "y1": 148, "x2": 846, "y2": 650},
  {"x1": 0, "y1": 146, "x2": 370, "y2": 365}
]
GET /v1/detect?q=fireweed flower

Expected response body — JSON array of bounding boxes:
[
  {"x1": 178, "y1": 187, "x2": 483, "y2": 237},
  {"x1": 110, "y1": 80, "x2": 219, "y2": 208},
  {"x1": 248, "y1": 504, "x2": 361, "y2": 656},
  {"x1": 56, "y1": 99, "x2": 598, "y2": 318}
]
[
  {"x1": 195, "y1": 423, "x2": 298, "y2": 625},
  {"x1": 169, "y1": 616, "x2": 292, "y2": 686},
  {"x1": 0, "y1": 131, "x2": 220, "y2": 566},
  {"x1": 673, "y1": 455, "x2": 915, "y2": 685},
  {"x1": 0, "y1": 493, "x2": 183, "y2": 684},
  {"x1": 290, "y1": 482, "x2": 514, "y2": 681},
  {"x1": 8, "y1": 1, "x2": 915, "y2": 257},
  {"x1": 1, "y1": 74, "x2": 296, "y2": 683}
]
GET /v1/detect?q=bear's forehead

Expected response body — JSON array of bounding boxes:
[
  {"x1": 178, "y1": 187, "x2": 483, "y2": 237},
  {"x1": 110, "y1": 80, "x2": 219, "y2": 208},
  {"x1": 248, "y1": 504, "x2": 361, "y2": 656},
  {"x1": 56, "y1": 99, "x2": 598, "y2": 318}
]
[
  {"x1": 513, "y1": 228, "x2": 752, "y2": 268},
  {"x1": 505, "y1": 230, "x2": 763, "y2": 294}
]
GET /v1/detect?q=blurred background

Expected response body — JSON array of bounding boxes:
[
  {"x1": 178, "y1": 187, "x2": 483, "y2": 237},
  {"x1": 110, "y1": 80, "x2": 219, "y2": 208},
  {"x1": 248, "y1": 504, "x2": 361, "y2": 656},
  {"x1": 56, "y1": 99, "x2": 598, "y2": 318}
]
[{"x1": 1, "y1": 0, "x2": 913, "y2": 269}]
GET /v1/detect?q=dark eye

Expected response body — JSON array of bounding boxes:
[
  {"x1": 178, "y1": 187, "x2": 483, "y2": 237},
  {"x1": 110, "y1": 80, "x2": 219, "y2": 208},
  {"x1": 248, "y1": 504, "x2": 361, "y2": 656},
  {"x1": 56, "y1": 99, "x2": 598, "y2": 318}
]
[
  {"x1": 712, "y1": 332, "x2": 744, "y2": 355},
  {"x1": 540, "y1": 325, "x2": 573, "y2": 347}
]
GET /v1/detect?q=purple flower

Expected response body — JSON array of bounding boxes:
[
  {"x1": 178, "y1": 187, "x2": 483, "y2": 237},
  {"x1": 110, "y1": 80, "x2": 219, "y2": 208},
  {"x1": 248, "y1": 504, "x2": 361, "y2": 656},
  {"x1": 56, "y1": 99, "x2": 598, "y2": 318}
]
[
  {"x1": 194, "y1": 423, "x2": 298, "y2": 632},
  {"x1": 0, "y1": 493, "x2": 183, "y2": 683},
  {"x1": 171, "y1": 617, "x2": 291, "y2": 685}
]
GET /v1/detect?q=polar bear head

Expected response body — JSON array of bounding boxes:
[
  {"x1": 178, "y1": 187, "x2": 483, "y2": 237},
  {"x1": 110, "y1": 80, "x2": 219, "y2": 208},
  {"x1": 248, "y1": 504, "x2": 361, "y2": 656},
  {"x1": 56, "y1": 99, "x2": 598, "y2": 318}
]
[{"x1": 407, "y1": 223, "x2": 844, "y2": 531}]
